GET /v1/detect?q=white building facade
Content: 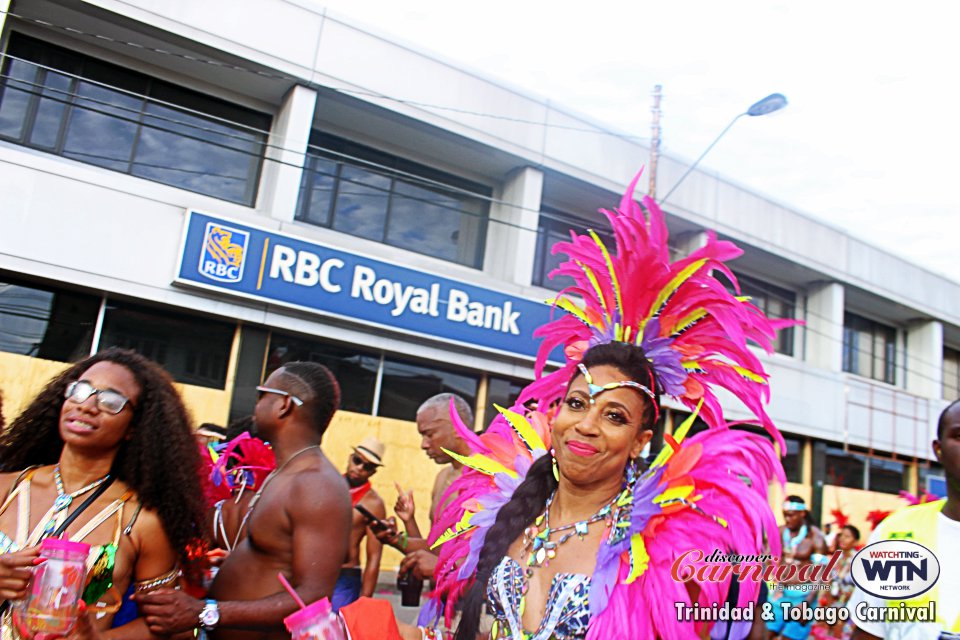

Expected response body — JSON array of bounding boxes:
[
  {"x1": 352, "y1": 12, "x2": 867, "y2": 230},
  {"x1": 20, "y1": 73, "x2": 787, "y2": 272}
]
[{"x1": 1, "y1": 0, "x2": 956, "y2": 525}]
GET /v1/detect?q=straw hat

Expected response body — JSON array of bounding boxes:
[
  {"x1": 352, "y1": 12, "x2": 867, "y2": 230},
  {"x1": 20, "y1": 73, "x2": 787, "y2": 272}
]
[{"x1": 353, "y1": 436, "x2": 386, "y2": 466}]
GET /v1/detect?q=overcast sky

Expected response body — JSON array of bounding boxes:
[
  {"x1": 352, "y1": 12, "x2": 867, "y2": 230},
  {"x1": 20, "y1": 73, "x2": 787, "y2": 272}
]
[{"x1": 313, "y1": 0, "x2": 959, "y2": 282}]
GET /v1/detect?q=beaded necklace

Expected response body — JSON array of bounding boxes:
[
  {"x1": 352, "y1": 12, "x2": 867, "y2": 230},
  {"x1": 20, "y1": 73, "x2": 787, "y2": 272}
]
[
  {"x1": 521, "y1": 490, "x2": 621, "y2": 576},
  {"x1": 44, "y1": 465, "x2": 111, "y2": 536}
]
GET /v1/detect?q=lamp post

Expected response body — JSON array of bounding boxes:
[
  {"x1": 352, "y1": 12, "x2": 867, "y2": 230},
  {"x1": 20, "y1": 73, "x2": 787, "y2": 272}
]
[{"x1": 657, "y1": 93, "x2": 788, "y2": 204}]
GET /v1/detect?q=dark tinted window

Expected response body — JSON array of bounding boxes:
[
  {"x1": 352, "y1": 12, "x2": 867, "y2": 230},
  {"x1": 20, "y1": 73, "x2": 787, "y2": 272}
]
[
  {"x1": 99, "y1": 302, "x2": 234, "y2": 388},
  {"x1": 264, "y1": 334, "x2": 379, "y2": 414},
  {"x1": 0, "y1": 33, "x2": 270, "y2": 204},
  {"x1": 0, "y1": 279, "x2": 99, "y2": 361},
  {"x1": 532, "y1": 208, "x2": 613, "y2": 291},
  {"x1": 825, "y1": 446, "x2": 866, "y2": 489},
  {"x1": 296, "y1": 133, "x2": 489, "y2": 268},
  {"x1": 378, "y1": 357, "x2": 478, "y2": 422},
  {"x1": 485, "y1": 375, "x2": 528, "y2": 428},
  {"x1": 782, "y1": 437, "x2": 802, "y2": 483},
  {"x1": 868, "y1": 457, "x2": 905, "y2": 494}
]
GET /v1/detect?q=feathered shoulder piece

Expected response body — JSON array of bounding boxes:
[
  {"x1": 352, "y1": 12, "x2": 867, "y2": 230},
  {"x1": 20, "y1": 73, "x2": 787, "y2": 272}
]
[
  {"x1": 419, "y1": 400, "x2": 551, "y2": 627},
  {"x1": 422, "y1": 405, "x2": 785, "y2": 639}
]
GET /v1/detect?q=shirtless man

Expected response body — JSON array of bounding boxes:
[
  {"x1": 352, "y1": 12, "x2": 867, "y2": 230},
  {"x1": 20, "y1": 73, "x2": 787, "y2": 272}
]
[
  {"x1": 378, "y1": 393, "x2": 472, "y2": 580},
  {"x1": 333, "y1": 436, "x2": 387, "y2": 611},
  {"x1": 136, "y1": 362, "x2": 352, "y2": 640},
  {"x1": 767, "y1": 495, "x2": 828, "y2": 640}
]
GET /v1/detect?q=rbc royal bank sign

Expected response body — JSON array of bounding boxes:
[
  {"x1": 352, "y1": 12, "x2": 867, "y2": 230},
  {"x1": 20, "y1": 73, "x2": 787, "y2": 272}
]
[{"x1": 174, "y1": 211, "x2": 553, "y2": 359}]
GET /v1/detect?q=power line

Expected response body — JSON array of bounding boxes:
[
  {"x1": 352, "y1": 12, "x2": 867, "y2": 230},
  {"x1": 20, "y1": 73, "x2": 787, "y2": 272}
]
[{"x1": 0, "y1": 10, "x2": 650, "y2": 142}]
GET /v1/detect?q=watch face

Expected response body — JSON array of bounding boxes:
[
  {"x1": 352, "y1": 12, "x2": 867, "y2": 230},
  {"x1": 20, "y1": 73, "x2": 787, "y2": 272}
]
[{"x1": 201, "y1": 604, "x2": 220, "y2": 627}]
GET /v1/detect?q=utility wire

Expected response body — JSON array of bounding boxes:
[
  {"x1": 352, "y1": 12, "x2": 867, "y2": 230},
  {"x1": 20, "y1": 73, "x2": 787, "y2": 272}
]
[
  {"x1": 0, "y1": 11, "x2": 650, "y2": 142},
  {"x1": 0, "y1": 44, "x2": 954, "y2": 381}
]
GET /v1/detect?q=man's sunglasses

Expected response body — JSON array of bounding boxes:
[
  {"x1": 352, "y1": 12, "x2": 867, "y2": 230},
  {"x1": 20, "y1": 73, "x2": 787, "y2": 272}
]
[
  {"x1": 255, "y1": 386, "x2": 304, "y2": 406},
  {"x1": 64, "y1": 380, "x2": 134, "y2": 415},
  {"x1": 351, "y1": 454, "x2": 379, "y2": 473}
]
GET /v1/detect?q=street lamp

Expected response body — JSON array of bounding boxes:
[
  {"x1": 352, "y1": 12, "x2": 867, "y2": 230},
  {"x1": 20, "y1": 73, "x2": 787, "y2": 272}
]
[{"x1": 658, "y1": 93, "x2": 788, "y2": 204}]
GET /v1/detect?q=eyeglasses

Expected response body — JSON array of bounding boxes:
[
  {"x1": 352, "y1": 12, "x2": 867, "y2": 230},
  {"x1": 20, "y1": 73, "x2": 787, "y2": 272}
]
[
  {"x1": 351, "y1": 454, "x2": 379, "y2": 473},
  {"x1": 64, "y1": 380, "x2": 134, "y2": 415},
  {"x1": 255, "y1": 386, "x2": 304, "y2": 406}
]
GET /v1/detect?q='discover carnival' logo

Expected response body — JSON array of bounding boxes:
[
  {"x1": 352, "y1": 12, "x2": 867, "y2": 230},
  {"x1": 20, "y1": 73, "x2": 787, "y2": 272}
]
[
  {"x1": 198, "y1": 223, "x2": 249, "y2": 283},
  {"x1": 850, "y1": 540, "x2": 939, "y2": 600}
]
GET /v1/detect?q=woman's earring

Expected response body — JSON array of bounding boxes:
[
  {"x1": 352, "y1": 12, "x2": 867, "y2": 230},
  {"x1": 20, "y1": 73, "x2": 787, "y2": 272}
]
[
  {"x1": 625, "y1": 457, "x2": 640, "y2": 486},
  {"x1": 550, "y1": 448, "x2": 560, "y2": 482}
]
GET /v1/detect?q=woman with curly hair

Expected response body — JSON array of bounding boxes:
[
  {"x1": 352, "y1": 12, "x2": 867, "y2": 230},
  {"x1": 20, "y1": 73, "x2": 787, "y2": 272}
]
[{"x1": 0, "y1": 347, "x2": 208, "y2": 639}]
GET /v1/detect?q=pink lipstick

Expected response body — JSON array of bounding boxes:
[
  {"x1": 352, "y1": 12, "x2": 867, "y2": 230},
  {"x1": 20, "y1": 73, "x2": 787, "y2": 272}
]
[{"x1": 566, "y1": 440, "x2": 599, "y2": 457}]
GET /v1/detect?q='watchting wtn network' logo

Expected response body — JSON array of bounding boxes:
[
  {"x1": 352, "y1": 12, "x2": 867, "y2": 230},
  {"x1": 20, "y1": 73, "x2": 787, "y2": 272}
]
[
  {"x1": 198, "y1": 222, "x2": 249, "y2": 283},
  {"x1": 850, "y1": 539, "x2": 940, "y2": 600}
]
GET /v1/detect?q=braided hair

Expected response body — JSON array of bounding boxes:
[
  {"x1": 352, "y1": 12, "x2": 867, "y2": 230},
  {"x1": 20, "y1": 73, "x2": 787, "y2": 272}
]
[
  {"x1": 0, "y1": 347, "x2": 208, "y2": 573},
  {"x1": 455, "y1": 342, "x2": 660, "y2": 639}
]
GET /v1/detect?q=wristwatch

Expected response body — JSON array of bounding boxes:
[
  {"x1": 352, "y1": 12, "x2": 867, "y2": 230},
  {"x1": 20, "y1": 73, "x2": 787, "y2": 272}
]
[{"x1": 199, "y1": 599, "x2": 220, "y2": 631}]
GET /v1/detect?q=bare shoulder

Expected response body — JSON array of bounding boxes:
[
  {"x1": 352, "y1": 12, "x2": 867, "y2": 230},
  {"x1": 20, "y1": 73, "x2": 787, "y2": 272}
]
[
  {"x1": 0, "y1": 465, "x2": 47, "y2": 500},
  {"x1": 287, "y1": 456, "x2": 350, "y2": 512},
  {"x1": 127, "y1": 503, "x2": 169, "y2": 542},
  {"x1": 361, "y1": 489, "x2": 386, "y2": 516}
]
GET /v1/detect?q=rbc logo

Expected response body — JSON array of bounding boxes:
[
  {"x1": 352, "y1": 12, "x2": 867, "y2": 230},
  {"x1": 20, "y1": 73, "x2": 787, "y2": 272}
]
[
  {"x1": 198, "y1": 223, "x2": 249, "y2": 283},
  {"x1": 850, "y1": 539, "x2": 939, "y2": 600}
]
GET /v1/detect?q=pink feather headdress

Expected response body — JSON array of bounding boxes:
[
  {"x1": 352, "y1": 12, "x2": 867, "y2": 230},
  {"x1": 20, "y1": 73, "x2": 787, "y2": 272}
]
[{"x1": 521, "y1": 172, "x2": 792, "y2": 448}]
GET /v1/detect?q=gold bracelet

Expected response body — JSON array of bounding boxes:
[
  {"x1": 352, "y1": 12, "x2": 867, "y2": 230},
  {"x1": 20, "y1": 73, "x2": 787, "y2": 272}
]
[{"x1": 133, "y1": 565, "x2": 182, "y2": 593}]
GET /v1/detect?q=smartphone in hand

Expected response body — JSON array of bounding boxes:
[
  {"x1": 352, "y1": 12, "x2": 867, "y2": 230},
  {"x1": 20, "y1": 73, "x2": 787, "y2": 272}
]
[{"x1": 354, "y1": 504, "x2": 389, "y2": 531}]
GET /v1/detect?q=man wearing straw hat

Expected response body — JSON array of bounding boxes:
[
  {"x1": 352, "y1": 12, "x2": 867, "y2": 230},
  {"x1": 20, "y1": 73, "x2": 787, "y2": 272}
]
[{"x1": 334, "y1": 436, "x2": 387, "y2": 611}]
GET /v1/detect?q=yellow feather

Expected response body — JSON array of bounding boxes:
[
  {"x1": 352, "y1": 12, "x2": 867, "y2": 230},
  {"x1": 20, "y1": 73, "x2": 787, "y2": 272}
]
[
  {"x1": 640, "y1": 259, "x2": 708, "y2": 333},
  {"x1": 649, "y1": 399, "x2": 703, "y2": 469},
  {"x1": 670, "y1": 308, "x2": 708, "y2": 334},
  {"x1": 545, "y1": 296, "x2": 596, "y2": 329},
  {"x1": 578, "y1": 261, "x2": 610, "y2": 323},
  {"x1": 655, "y1": 484, "x2": 694, "y2": 504},
  {"x1": 431, "y1": 510, "x2": 476, "y2": 548},
  {"x1": 588, "y1": 230, "x2": 623, "y2": 317},
  {"x1": 731, "y1": 365, "x2": 766, "y2": 384},
  {"x1": 496, "y1": 405, "x2": 546, "y2": 452},
  {"x1": 443, "y1": 449, "x2": 516, "y2": 477},
  {"x1": 626, "y1": 534, "x2": 649, "y2": 583}
]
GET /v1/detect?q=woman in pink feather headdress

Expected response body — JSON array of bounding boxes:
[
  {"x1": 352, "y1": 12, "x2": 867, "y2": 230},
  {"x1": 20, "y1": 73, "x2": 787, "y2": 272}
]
[{"x1": 411, "y1": 176, "x2": 791, "y2": 640}]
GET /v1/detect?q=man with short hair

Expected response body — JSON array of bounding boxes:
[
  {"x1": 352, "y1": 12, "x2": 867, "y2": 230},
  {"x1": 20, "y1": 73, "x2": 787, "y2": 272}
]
[
  {"x1": 334, "y1": 436, "x2": 387, "y2": 611},
  {"x1": 379, "y1": 393, "x2": 473, "y2": 580},
  {"x1": 767, "y1": 495, "x2": 828, "y2": 640},
  {"x1": 136, "y1": 362, "x2": 352, "y2": 640},
  {"x1": 849, "y1": 400, "x2": 960, "y2": 639}
]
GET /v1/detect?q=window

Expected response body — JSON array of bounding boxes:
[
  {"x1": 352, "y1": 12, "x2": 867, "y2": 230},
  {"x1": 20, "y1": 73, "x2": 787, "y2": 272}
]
[
  {"x1": 842, "y1": 313, "x2": 897, "y2": 384},
  {"x1": 781, "y1": 437, "x2": 802, "y2": 484},
  {"x1": 533, "y1": 208, "x2": 613, "y2": 291},
  {"x1": 943, "y1": 347, "x2": 960, "y2": 401},
  {"x1": 264, "y1": 334, "x2": 379, "y2": 415},
  {"x1": 378, "y1": 357, "x2": 479, "y2": 422},
  {"x1": 485, "y1": 375, "x2": 528, "y2": 428},
  {"x1": 735, "y1": 274, "x2": 796, "y2": 355},
  {"x1": 825, "y1": 446, "x2": 866, "y2": 489},
  {"x1": 99, "y1": 302, "x2": 234, "y2": 389},
  {"x1": 0, "y1": 33, "x2": 270, "y2": 205},
  {"x1": 867, "y1": 457, "x2": 905, "y2": 495},
  {"x1": 261, "y1": 333, "x2": 480, "y2": 421},
  {"x1": 297, "y1": 133, "x2": 489, "y2": 267},
  {"x1": 0, "y1": 278, "x2": 99, "y2": 361}
]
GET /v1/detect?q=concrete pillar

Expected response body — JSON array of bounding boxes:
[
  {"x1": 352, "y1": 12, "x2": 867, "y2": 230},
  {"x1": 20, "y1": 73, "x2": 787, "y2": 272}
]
[
  {"x1": 805, "y1": 282, "x2": 844, "y2": 372},
  {"x1": 483, "y1": 167, "x2": 543, "y2": 285},
  {"x1": 0, "y1": 0, "x2": 10, "y2": 34},
  {"x1": 905, "y1": 320, "x2": 943, "y2": 398},
  {"x1": 256, "y1": 85, "x2": 317, "y2": 222}
]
